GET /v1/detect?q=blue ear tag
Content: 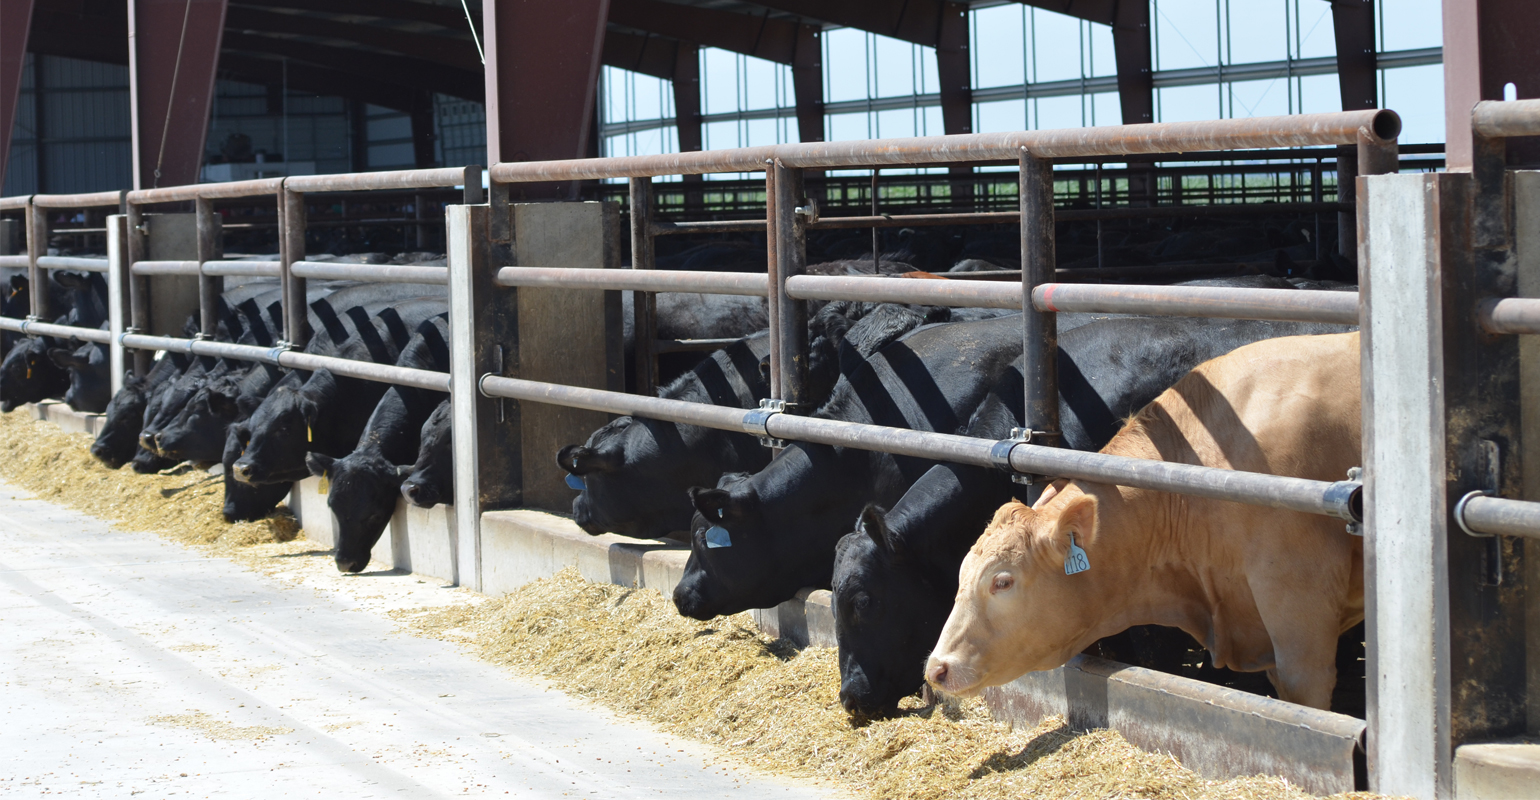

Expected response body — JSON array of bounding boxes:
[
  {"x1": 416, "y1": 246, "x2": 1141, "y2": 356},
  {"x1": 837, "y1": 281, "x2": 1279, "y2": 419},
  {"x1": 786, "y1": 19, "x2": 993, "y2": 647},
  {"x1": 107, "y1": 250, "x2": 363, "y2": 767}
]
[
  {"x1": 565, "y1": 473, "x2": 586, "y2": 491},
  {"x1": 705, "y1": 525, "x2": 733, "y2": 548},
  {"x1": 1065, "y1": 532, "x2": 1090, "y2": 575}
]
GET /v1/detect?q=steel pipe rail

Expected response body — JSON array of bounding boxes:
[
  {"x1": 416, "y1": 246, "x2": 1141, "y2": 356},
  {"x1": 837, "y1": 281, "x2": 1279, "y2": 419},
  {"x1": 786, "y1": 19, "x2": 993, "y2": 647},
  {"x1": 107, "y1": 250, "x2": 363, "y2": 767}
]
[
  {"x1": 0, "y1": 255, "x2": 29, "y2": 268},
  {"x1": 1471, "y1": 99, "x2": 1540, "y2": 139},
  {"x1": 491, "y1": 111, "x2": 1400, "y2": 183},
  {"x1": 35, "y1": 256, "x2": 109, "y2": 273},
  {"x1": 1455, "y1": 494, "x2": 1540, "y2": 540},
  {"x1": 31, "y1": 191, "x2": 121, "y2": 209},
  {"x1": 131, "y1": 260, "x2": 201, "y2": 276},
  {"x1": 119, "y1": 333, "x2": 450, "y2": 392},
  {"x1": 479, "y1": 375, "x2": 1361, "y2": 521},
  {"x1": 1033, "y1": 284, "x2": 1361, "y2": 324},
  {"x1": 201, "y1": 261, "x2": 282, "y2": 278},
  {"x1": 655, "y1": 337, "x2": 743, "y2": 354},
  {"x1": 128, "y1": 177, "x2": 284, "y2": 205},
  {"x1": 0, "y1": 318, "x2": 113, "y2": 343},
  {"x1": 1479, "y1": 298, "x2": 1540, "y2": 335},
  {"x1": 284, "y1": 167, "x2": 471, "y2": 194},
  {"x1": 0, "y1": 196, "x2": 27, "y2": 211},
  {"x1": 493, "y1": 267, "x2": 769, "y2": 296},
  {"x1": 786, "y1": 274, "x2": 1021, "y2": 309},
  {"x1": 291, "y1": 262, "x2": 448, "y2": 284}
]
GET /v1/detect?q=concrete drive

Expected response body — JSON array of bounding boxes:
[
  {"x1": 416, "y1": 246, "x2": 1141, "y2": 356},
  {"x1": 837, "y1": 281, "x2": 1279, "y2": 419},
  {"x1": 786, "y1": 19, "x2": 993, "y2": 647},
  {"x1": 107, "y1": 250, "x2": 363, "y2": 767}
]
[{"x1": 0, "y1": 485, "x2": 831, "y2": 799}]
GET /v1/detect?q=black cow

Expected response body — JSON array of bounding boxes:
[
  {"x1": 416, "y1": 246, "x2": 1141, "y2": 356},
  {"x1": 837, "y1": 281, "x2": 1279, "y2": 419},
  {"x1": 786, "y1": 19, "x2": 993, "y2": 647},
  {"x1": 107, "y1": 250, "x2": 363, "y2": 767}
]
[
  {"x1": 672, "y1": 315, "x2": 1026, "y2": 620},
  {"x1": 830, "y1": 317, "x2": 1355, "y2": 716},
  {"x1": 231, "y1": 297, "x2": 449, "y2": 486},
  {"x1": 306, "y1": 314, "x2": 450, "y2": 572},
  {"x1": 47, "y1": 334, "x2": 110, "y2": 412},
  {"x1": 0, "y1": 270, "x2": 108, "y2": 411},
  {"x1": 400, "y1": 398, "x2": 453, "y2": 508},
  {"x1": 90, "y1": 349, "x2": 192, "y2": 468}
]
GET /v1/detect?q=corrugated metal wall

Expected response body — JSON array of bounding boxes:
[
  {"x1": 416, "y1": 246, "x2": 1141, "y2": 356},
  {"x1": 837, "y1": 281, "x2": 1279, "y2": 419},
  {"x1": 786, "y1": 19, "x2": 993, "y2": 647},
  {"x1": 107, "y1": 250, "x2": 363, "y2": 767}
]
[{"x1": 3, "y1": 54, "x2": 133, "y2": 196}]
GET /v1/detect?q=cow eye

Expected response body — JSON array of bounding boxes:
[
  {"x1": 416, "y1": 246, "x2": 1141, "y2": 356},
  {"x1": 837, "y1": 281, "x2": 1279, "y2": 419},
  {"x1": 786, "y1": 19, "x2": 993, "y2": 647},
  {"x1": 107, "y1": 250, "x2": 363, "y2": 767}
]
[
  {"x1": 990, "y1": 572, "x2": 1014, "y2": 594},
  {"x1": 853, "y1": 593, "x2": 870, "y2": 613}
]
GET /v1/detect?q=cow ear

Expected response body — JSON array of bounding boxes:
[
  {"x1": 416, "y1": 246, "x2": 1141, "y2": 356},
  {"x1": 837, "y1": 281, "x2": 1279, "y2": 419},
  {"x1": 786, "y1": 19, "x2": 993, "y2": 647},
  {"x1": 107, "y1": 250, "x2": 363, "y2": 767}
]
[
  {"x1": 47, "y1": 348, "x2": 80, "y2": 369},
  {"x1": 298, "y1": 397, "x2": 320, "y2": 426},
  {"x1": 688, "y1": 486, "x2": 735, "y2": 523},
  {"x1": 306, "y1": 452, "x2": 336, "y2": 478},
  {"x1": 10, "y1": 274, "x2": 26, "y2": 290},
  {"x1": 232, "y1": 423, "x2": 252, "y2": 446},
  {"x1": 1054, "y1": 494, "x2": 1100, "y2": 551},
  {"x1": 558, "y1": 444, "x2": 616, "y2": 476},
  {"x1": 857, "y1": 504, "x2": 896, "y2": 555},
  {"x1": 206, "y1": 386, "x2": 240, "y2": 419}
]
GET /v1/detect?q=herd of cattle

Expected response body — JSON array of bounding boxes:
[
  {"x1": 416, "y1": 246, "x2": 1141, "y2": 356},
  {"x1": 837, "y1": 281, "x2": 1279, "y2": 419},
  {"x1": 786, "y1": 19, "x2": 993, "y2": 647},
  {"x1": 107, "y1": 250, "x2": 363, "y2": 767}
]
[{"x1": 5, "y1": 254, "x2": 1363, "y2": 718}]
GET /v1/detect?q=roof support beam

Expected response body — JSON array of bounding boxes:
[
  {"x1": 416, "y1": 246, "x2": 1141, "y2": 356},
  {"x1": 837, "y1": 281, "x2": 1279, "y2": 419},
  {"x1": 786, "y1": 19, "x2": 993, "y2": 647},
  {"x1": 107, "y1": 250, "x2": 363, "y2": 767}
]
[
  {"x1": 1111, "y1": 0, "x2": 1152, "y2": 125},
  {"x1": 484, "y1": 0, "x2": 610, "y2": 198},
  {"x1": 748, "y1": 0, "x2": 944, "y2": 47},
  {"x1": 217, "y1": 53, "x2": 413, "y2": 112},
  {"x1": 673, "y1": 42, "x2": 702, "y2": 153},
  {"x1": 791, "y1": 24, "x2": 823, "y2": 143},
  {"x1": 601, "y1": 30, "x2": 679, "y2": 81},
  {"x1": 936, "y1": 1, "x2": 971, "y2": 136},
  {"x1": 1443, "y1": 0, "x2": 1540, "y2": 168},
  {"x1": 230, "y1": 0, "x2": 467, "y2": 30},
  {"x1": 221, "y1": 31, "x2": 482, "y2": 100},
  {"x1": 1331, "y1": 0, "x2": 1378, "y2": 112},
  {"x1": 129, "y1": 0, "x2": 228, "y2": 190},
  {"x1": 0, "y1": 0, "x2": 34, "y2": 190},
  {"x1": 224, "y1": 6, "x2": 481, "y2": 72}
]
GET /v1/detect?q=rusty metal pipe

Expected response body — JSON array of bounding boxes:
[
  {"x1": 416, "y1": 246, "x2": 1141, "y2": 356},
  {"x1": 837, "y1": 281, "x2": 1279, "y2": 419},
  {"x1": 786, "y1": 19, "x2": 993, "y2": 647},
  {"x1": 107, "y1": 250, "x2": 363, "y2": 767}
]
[
  {"x1": 35, "y1": 256, "x2": 110, "y2": 273},
  {"x1": 30, "y1": 190, "x2": 123, "y2": 209},
  {"x1": 291, "y1": 262, "x2": 449, "y2": 285},
  {"x1": 1033, "y1": 283, "x2": 1360, "y2": 324},
  {"x1": 128, "y1": 177, "x2": 284, "y2": 205},
  {"x1": 493, "y1": 267, "x2": 768, "y2": 296},
  {"x1": 196, "y1": 197, "x2": 222, "y2": 337},
  {"x1": 1471, "y1": 99, "x2": 1540, "y2": 139},
  {"x1": 489, "y1": 111, "x2": 1399, "y2": 184},
  {"x1": 284, "y1": 167, "x2": 472, "y2": 194},
  {"x1": 630, "y1": 176, "x2": 660, "y2": 396},
  {"x1": 1479, "y1": 298, "x2": 1540, "y2": 335},
  {"x1": 281, "y1": 187, "x2": 308, "y2": 347}
]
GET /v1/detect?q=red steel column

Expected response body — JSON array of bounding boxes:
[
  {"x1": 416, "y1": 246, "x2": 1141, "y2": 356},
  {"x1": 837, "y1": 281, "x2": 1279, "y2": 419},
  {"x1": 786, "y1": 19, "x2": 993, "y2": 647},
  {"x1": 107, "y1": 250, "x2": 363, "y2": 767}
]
[
  {"x1": 0, "y1": 0, "x2": 33, "y2": 190},
  {"x1": 791, "y1": 24, "x2": 824, "y2": 144},
  {"x1": 128, "y1": 0, "x2": 228, "y2": 190},
  {"x1": 484, "y1": 0, "x2": 610, "y2": 200},
  {"x1": 1444, "y1": 0, "x2": 1540, "y2": 169},
  {"x1": 672, "y1": 42, "x2": 702, "y2": 154}
]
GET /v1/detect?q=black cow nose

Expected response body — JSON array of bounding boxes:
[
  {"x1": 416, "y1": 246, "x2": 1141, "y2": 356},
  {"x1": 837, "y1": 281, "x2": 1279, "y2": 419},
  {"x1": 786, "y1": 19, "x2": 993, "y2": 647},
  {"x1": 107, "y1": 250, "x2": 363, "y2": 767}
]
[{"x1": 404, "y1": 483, "x2": 420, "y2": 499}]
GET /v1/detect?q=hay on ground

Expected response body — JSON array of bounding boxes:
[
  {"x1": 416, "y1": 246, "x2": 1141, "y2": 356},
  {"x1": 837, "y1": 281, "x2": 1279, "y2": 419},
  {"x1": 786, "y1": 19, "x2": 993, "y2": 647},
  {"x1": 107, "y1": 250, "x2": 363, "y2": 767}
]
[
  {"x1": 0, "y1": 411, "x2": 298, "y2": 553},
  {"x1": 401, "y1": 569, "x2": 1397, "y2": 800}
]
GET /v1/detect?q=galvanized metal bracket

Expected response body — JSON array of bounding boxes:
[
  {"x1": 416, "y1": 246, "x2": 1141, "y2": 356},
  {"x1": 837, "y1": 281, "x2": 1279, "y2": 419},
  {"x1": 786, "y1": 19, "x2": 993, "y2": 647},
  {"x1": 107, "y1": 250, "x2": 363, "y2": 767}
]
[
  {"x1": 1454, "y1": 490, "x2": 1495, "y2": 539},
  {"x1": 743, "y1": 399, "x2": 790, "y2": 449},
  {"x1": 992, "y1": 427, "x2": 1057, "y2": 486},
  {"x1": 1342, "y1": 466, "x2": 1364, "y2": 536}
]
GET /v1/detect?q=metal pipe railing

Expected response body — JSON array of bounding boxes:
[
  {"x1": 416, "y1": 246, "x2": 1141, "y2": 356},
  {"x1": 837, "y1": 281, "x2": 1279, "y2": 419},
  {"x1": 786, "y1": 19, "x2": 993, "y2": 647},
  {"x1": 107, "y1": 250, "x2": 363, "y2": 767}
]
[
  {"x1": 478, "y1": 374, "x2": 1362, "y2": 522},
  {"x1": 35, "y1": 256, "x2": 110, "y2": 273},
  {"x1": 1032, "y1": 284, "x2": 1361, "y2": 325},
  {"x1": 1479, "y1": 298, "x2": 1540, "y2": 335},
  {"x1": 0, "y1": 255, "x2": 29, "y2": 268},
  {"x1": 0, "y1": 196, "x2": 28, "y2": 211},
  {"x1": 119, "y1": 333, "x2": 450, "y2": 393},
  {"x1": 1456, "y1": 493, "x2": 1540, "y2": 540},
  {"x1": 31, "y1": 190, "x2": 122, "y2": 209},
  {"x1": 201, "y1": 261, "x2": 282, "y2": 278},
  {"x1": 493, "y1": 267, "x2": 769, "y2": 296},
  {"x1": 131, "y1": 260, "x2": 201, "y2": 276},
  {"x1": 291, "y1": 262, "x2": 448, "y2": 285},
  {"x1": 1471, "y1": 99, "x2": 1540, "y2": 139},
  {"x1": 490, "y1": 111, "x2": 1399, "y2": 184},
  {"x1": 0, "y1": 318, "x2": 113, "y2": 344}
]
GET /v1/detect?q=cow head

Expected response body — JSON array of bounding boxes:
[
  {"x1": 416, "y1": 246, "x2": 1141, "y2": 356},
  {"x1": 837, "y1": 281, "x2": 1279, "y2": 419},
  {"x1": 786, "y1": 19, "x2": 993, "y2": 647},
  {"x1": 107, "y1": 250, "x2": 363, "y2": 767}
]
[
  {"x1": 832, "y1": 505, "x2": 955, "y2": 718},
  {"x1": 154, "y1": 373, "x2": 244, "y2": 463},
  {"x1": 559, "y1": 416, "x2": 717, "y2": 539},
  {"x1": 1, "y1": 337, "x2": 68, "y2": 412},
  {"x1": 927, "y1": 494, "x2": 1102, "y2": 697},
  {"x1": 222, "y1": 422, "x2": 291, "y2": 522},
  {"x1": 310, "y1": 449, "x2": 410, "y2": 573},
  {"x1": 49, "y1": 341, "x2": 110, "y2": 413},
  {"x1": 401, "y1": 399, "x2": 452, "y2": 508},
  {"x1": 231, "y1": 384, "x2": 320, "y2": 485},
  {"x1": 91, "y1": 370, "x2": 149, "y2": 468},
  {"x1": 673, "y1": 444, "x2": 854, "y2": 620}
]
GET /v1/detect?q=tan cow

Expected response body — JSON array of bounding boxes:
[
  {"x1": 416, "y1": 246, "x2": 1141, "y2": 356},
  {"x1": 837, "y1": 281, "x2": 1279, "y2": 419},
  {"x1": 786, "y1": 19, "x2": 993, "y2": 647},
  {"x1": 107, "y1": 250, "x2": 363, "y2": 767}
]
[{"x1": 925, "y1": 331, "x2": 1363, "y2": 709}]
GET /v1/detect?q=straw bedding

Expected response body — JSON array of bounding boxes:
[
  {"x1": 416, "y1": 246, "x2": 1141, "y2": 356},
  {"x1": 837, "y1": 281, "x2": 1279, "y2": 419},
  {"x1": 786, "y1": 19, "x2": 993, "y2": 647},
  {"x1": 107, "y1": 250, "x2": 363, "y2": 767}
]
[
  {"x1": 401, "y1": 569, "x2": 1396, "y2": 800},
  {"x1": 0, "y1": 411, "x2": 298, "y2": 553}
]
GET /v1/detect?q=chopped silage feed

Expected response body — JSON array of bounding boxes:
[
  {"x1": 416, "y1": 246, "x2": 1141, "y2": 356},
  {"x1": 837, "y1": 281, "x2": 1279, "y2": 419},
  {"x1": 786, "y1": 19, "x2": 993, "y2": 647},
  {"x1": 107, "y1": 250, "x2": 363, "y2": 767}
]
[
  {"x1": 399, "y1": 569, "x2": 1398, "y2": 800},
  {"x1": 0, "y1": 412, "x2": 298, "y2": 553},
  {"x1": 0, "y1": 412, "x2": 1400, "y2": 799}
]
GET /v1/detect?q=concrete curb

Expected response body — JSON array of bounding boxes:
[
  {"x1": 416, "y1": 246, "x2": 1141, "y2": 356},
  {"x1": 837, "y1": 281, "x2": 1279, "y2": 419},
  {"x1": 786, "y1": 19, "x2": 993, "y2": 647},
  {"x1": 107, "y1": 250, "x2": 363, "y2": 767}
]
[{"x1": 27, "y1": 400, "x2": 105, "y2": 437}]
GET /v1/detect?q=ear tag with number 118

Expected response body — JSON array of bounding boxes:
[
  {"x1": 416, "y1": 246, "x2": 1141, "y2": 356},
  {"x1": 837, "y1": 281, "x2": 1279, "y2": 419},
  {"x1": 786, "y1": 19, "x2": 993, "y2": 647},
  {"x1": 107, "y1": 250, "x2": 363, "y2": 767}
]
[{"x1": 1064, "y1": 532, "x2": 1089, "y2": 575}]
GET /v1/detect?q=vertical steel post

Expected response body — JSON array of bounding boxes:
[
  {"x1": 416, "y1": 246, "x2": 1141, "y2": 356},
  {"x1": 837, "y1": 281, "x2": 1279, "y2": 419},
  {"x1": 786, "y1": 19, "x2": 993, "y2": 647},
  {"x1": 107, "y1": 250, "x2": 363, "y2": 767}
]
[
  {"x1": 764, "y1": 164, "x2": 781, "y2": 399},
  {"x1": 106, "y1": 213, "x2": 129, "y2": 393},
  {"x1": 1020, "y1": 150, "x2": 1060, "y2": 498},
  {"x1": 24, "y1": 198, "x2": 45, "y2": 320},
  {"x1": 194, "y1": 196, "x2": 221, "y2": 337},
  {"x1": 629, "y1": 176, "x2": 659, "y2": 396},
  {"x1": 774, "y1": 160, "x2": 809, "y2": 409},
  {"x1": 463, "y1": 165, "x2": 485, "y2": 205},
  {"x1": 281, "y1": 186, "x2": 307, "y2": 347},
  {"x1": 126, "y1": 200, "x2": 150, "y2": 376}
]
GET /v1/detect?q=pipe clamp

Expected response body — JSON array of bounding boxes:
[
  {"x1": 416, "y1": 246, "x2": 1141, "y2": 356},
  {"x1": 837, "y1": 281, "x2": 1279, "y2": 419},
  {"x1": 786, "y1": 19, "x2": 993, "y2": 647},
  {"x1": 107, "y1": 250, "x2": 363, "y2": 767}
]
[
  {"x1": 1454, "y1": 490, "x2": 1494, "y2": 538},
  {"x1": 743, "y1": 399, "x2": 789, "y2": 448}
]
